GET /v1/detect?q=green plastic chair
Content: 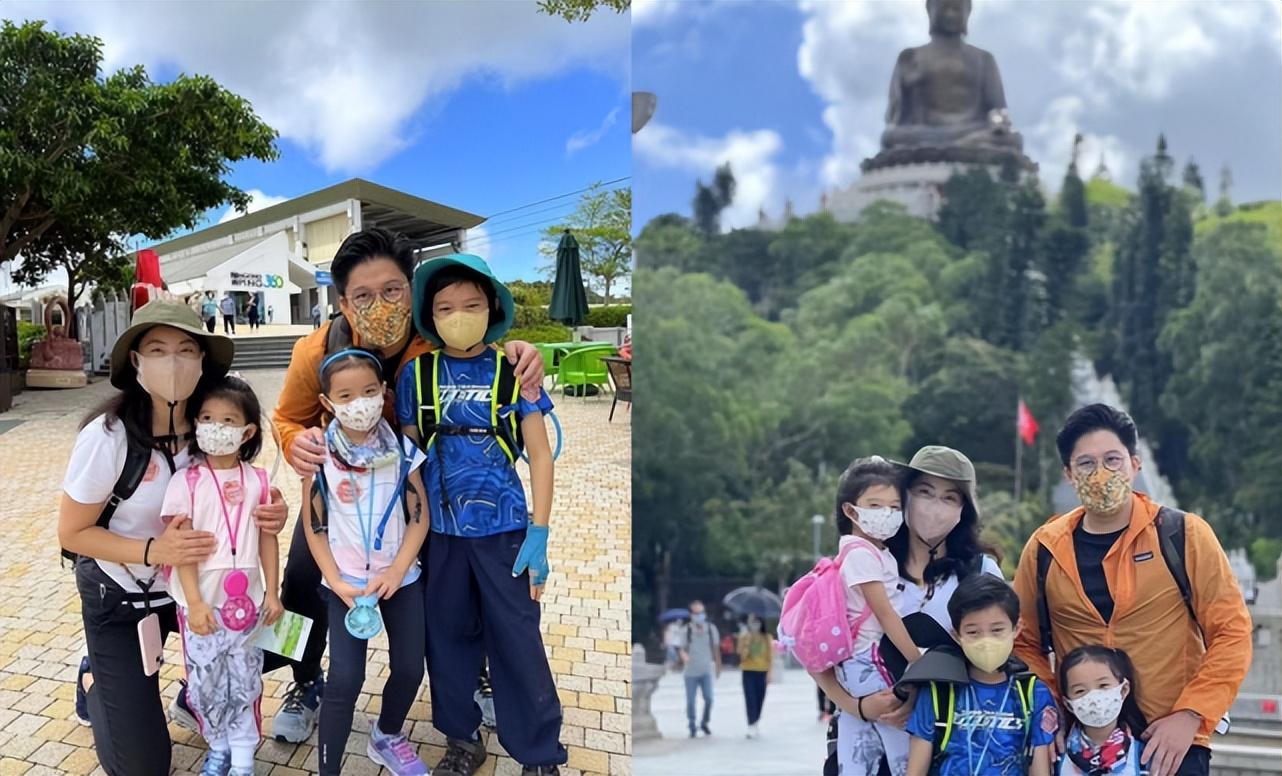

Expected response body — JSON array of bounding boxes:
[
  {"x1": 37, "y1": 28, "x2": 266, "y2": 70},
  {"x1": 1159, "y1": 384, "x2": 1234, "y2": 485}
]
[
  {"x1": 557, "y1": 347, "x2": 611, "y2": 399},
  {"x1": 534, "y1": 343, "x2": 559, "y2": 390}
]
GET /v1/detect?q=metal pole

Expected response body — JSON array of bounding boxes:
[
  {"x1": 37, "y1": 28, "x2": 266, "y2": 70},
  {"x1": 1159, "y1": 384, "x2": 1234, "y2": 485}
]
[
  {"x1": 812, "y1": 514, "x2": 824, "y2": 560},
  {"x1": 1014, "y1": 399, "x2": 1023, "y2": 503}
]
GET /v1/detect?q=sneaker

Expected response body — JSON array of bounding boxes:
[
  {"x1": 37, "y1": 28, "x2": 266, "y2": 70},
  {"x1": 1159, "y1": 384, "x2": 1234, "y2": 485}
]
[
  {"x1": 521, "y1": 767, "x2": 561, "y2": 776},
  {"x1": 435, "y1": 736, "x2": 487, "y2": 776},
  {"x1": 700, "y1": 723, "x2": 712, "y2": 736},
  {"x1": 367, "y1": 722, "x2": 429, "y2": 775},
  {"x1": 199, "y1": 750, "x2": 232, "y2": 776},
  {"x1": 272, "y1": 676, "x2": 324, "y2": 743},
  {"x1": 168, "y1": 681, "x2": 200, "y2": 734},
  {"x1": 473, "y1": 688, "x2": 497, "y2": 730},
  {"x1": 228, "y1": 770, "x2": 253, "y2": 776},
  {"x1": 74, "y1": 656, "x2": 91, "y2": 726},
  {"x1": 689, "y1": 727, "x2": 697, "y2": 738}
]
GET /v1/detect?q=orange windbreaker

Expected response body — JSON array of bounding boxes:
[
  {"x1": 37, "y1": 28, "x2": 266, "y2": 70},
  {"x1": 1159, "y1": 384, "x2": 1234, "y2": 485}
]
[
  {"x1": 271, "y1": 320, "x2": 433, "y2": 467},
  {"x1": 1012, "y1": 492, "x2": 1252, "y2": 748}
]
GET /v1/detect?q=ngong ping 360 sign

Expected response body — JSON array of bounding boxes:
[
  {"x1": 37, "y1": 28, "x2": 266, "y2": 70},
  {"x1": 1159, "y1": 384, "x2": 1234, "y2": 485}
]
[{"x1": 228, "y1": 272, "x2": 285, "y2": 290}]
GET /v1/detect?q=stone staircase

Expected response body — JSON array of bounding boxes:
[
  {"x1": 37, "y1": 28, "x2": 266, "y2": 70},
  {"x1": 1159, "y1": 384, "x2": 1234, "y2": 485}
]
[{"x1": 229, "y1": 335, "x2": 300, "y2": 371}]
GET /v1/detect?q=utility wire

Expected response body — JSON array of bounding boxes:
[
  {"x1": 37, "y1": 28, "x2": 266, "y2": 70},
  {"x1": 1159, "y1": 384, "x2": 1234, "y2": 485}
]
[{"x1": 483, "y1": 176, "x2": 629, "y2": 220}]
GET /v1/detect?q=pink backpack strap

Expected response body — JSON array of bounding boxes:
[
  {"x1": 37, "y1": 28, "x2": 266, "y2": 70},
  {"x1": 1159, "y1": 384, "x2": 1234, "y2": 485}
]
[
  {"x1": 254, "y1": 466, "x2": 270, "y2": 505},
  {"x1": 835, "y1": 537, "x2": 882, "y2": 634},
  {"x1": 185, "y1": 466, "x2": 203, "y2": 516}
]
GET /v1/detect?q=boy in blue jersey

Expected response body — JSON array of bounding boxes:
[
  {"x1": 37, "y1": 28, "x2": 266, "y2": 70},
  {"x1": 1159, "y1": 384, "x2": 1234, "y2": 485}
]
[
  {"x1": 395, "y1": 254, "x2": 565, "y2": 776},
  {"x1": 907, "y1": 575, "x2": 1058, "y2": 776}
]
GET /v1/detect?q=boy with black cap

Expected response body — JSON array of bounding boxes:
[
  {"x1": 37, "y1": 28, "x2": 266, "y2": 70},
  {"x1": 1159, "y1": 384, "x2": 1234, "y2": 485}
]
[{"x1": 396, "y1": 254, "x2": 566, "y2": 776}]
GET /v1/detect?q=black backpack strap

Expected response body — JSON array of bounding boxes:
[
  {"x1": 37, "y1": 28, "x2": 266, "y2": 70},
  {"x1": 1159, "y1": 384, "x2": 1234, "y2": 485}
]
[
  {"x1": 309, "y1": 467, "x2": 330, "y2": 534},
  {"x1": 928, "y1": 681, "x2": 955, "y2": 772},
  {"x1": 62, "y1": 440, "x2": 152, "y2": 564},
  {"x1": 1014, "y1": 674, "x2": 1038, "y2": 767},
  {"x1": 1035, "y1": 543, "x2": 1055, "y2": 656},
  {"x1": 1155, "y1": 507, "x2": 1200, "y2": 633},
  {"x1": 494, "y1": 351, "x2": 524, "y2": 462},
  {"x1": 325, "y1": 315, "x2": 353, "y2": 355}
]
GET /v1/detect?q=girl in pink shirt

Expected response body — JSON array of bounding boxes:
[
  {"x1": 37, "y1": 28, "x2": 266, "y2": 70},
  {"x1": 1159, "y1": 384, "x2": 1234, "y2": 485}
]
[{"x1": 163, "y1": 375, "x2": 282, "y2": 776}]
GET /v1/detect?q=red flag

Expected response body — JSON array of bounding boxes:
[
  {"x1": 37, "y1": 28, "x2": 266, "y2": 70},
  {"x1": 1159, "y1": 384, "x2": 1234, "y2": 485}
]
[{"x1": 1017, "y1": 399, "x2": 1040, "y2": 446}]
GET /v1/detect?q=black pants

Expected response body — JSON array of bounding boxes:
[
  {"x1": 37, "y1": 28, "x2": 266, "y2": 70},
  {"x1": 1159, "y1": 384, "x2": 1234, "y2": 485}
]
[
  {"x1": 1175, "y1": 745, "x2": 1211, "y2": 775},
  {"x1": 223, "y1": 315, "x2": 236, "y2": 334},
  {"x1": 427, "y1": 530, "x2": 566, "y2": 767},
  {"x1": 248, "y1": 313, "x2": 259, "y2": 331},
  {"x1": 205, "y1": 316, "x2": 216, "y2": 333},
  {"x1": 318, "y1": 581, "x2": 425, "y2": 775},
  {"x1": 743, "y1": 670, "x2": 767, "y2": 725},
  {"x1": 76, "y1": 558, "x2": 178, "y2": 776},
  {"x1": 262, "y1": 516, "x2": 328, "y2": 683}
]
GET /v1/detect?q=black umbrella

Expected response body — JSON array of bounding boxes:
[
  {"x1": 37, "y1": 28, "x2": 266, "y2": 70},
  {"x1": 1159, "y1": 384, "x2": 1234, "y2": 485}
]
[
  {"x1": 722, "y1": 586, "x2": 783, "y2": 619},
  {"x1": 658, "y1": 608, "x2": 690, "y2": 624},
  {"x1": 548, "y1": 231, "x2": 589, "y2": 327}
]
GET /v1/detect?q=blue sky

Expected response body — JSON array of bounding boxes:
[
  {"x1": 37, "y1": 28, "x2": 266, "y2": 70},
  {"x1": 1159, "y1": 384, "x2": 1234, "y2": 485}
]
[
  {"x1": 2, "y1": 1, "x2": 631, "y2": 284},
  {"x1": 633, "y1": 0, "x2": 1282, "y2": 232}
]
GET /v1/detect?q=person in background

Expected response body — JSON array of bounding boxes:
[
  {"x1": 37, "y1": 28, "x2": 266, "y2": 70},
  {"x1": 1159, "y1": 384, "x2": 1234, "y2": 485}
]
[
  {"x1": 311, "y1": 302, "x2": 322, "y2": 329},
  {"x1": 680, "y1": 600, "x2": 721, "y2": 738},
  {"x1": 220, "y1": 293, "x2": 237, "y2": 335},
  {"x1": 202, "y1": 293, "x2": 219, "y2": 334},
  {"x1": 267, "y1": 305, "x2": 274, "y2": 324},
  {"x1": 663, "y1": 619, "x2": 683, "y2": 670},
  {"x1": 737, "y1": 614, "x2": 774, "y2": 739},
  {"x1": 246, "y1": 296, "x2": 260, "y2": 332}
]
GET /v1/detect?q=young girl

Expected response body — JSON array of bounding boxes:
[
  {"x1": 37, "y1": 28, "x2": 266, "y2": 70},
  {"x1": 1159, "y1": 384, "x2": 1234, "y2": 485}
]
[
  {"x1": 163, "y1": 375, "x2": 282, "y2": 776},
  {"x1": 1056, "y1": 646, "x2": 1150, "y2": 776},
  {"x1": 303, "y1": 349, "x2": 431, "y2": 776},
  {"x1": 814, "y1": 456, "x2": 922, "y2": 776}
]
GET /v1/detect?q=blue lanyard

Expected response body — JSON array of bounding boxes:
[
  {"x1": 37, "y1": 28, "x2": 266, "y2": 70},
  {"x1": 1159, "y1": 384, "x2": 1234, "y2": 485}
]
[
  {"x1": 345, "y1": 448, "x2": 406, "y2": 577},
  {"x1": 965, "y1": 677, "x2": 1015, "y2": 774}
]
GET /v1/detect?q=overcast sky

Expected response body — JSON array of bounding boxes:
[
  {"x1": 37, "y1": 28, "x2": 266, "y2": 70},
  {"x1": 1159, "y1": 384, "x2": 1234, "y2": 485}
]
[
  {"x1": 633, "y1": 0, "x2": 1282, "y2": 231},
  {"x1": 2, "y1": 1, "x2": 629, "y2": 289}
]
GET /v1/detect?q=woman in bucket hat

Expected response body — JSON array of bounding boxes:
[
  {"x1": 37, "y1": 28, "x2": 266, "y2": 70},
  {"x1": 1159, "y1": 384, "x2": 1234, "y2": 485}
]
[{"x1": 57, "y1": 298, "x2": 289, "y2": 776}]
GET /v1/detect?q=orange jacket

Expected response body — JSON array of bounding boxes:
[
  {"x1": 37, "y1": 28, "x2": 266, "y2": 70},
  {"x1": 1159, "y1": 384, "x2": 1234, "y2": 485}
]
[
  {"x1": 271, "y1": 319, "x2": 433, "y2": 467},
  {"x1": 1012, "y1": 492, "x2": 1252, "y2": 748}
]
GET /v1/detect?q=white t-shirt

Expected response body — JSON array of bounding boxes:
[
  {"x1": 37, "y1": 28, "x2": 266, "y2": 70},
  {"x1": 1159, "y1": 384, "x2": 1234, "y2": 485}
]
[
  {"x1": 319, "y1": 437, "x2": 426, "y2": 589},
  {"x1": 161, "y1": 462, "x2": 267, "y2": 611},
  {"x1": 897, "y1": 555, "x2": 1004, "y2": 630},
  {"x1": 838, "y1": 535, "x2": 902, "y2": 655},
  {"x1": 62, "y1": 414, "x2": 192, "y2": 606}
]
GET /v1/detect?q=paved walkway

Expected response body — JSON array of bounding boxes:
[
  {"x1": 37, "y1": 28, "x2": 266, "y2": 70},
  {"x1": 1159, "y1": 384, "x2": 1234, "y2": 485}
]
[
  {"x1": 634, "y1": 668, "x2": 826, "y2": 776},
  {"x1": 0, "y1": 371, "x2": 631, "y2": 775}
]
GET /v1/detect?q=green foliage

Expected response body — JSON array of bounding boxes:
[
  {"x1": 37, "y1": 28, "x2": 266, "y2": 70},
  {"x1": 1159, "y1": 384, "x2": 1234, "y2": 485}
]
[
  {"x1": 507, "y1": 280, "x2": 553, "y2": 307},
  {"x1": 1085, "y1": 178, "x2": 1131, "y2": 209},
  {"x1": 0, "y1": 20, "x2": 278, "y2": 331},
  {"x1": 502, "y1": 324, "x2": 571, "y2": 344},
  {"x1": 536, "y1": 0, "x2": 629, "y2": 23},
  {"x1": 585, "y1": 305, "x2": 631, "y2": 328},
  {"x1": 1249, "y1": 538, "x2": 1282, "y2": 581},
  {"x1": 539, "y1": 184, "x2": 631, "y2": 306},
  {"x1": 1193, "y1": 200, "x2": 1282, "y2": 246},
  {"x1": 16, "y1": 322, "x2": 45, "y2": 368}
]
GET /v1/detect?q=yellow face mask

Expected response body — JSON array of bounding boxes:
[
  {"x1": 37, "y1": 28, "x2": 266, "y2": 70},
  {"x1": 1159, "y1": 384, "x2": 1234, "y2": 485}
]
[
  {"x1": 960, "y1": 634, "x2": 1015, "y2": 673},
  {"x1": 434, "y1": 310, "x2": 489, "y2": 350}
]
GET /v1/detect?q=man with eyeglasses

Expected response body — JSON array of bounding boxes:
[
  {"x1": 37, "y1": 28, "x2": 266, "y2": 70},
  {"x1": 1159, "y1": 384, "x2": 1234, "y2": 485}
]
[
  {"x1": 172, "y1": 227, "x2": 546, "y2": 749},
  {"x1": 1013, "y1": 404, "x2": 1251, "y2": 776}
]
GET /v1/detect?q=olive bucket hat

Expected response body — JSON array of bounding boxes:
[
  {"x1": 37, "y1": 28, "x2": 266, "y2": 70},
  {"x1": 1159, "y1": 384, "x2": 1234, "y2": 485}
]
[
  {"x1": 109, "y1": 298, "x2": 234, "y2": 389},
  {"x1": 411, "y1": 253, "x2": 515, "y2": 347},
  {"x1": 894, "y1": 445, "x2": 980, "y2": 516}
]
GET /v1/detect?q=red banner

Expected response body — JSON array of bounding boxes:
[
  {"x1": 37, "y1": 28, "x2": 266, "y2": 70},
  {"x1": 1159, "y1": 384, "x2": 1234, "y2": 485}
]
[{"x1": 1017, "y1": 399, "x2": 1040, "y2": 446}]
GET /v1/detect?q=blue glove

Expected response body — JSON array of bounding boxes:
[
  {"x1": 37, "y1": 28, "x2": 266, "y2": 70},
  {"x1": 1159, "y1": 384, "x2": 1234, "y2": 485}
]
[{"x1": 512, "y1": 524, "x2": 550, "y2": 586}]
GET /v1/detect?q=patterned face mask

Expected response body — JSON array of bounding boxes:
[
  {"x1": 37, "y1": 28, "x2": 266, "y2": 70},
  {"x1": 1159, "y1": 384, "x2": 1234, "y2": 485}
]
[
  {"x1": 196, "y1": 422, "x2": 249, "y2": 456},
  {"x1": 1068, "y1": 681, "x2": 1128, "y2": 728},
  {"x1": 1072, "y1": 467, "x2": 1132, "y2": 514},
  {"x1": 851, "y1": 505, "x2": 904, "y2": 541},
  {"x1": 330, "y1": 395, "x2": 384, "y2": 432},
  {"x1": 348, "y1": 297, "x2": 411, "y2": 349}
]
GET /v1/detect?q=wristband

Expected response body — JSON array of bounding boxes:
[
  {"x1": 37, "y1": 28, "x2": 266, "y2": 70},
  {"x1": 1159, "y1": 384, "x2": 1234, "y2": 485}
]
[
  {"x1": 143, "y1": 537, "x2": 155, "y2": 566},
  {"x1": 857, "y1": 695, "x2": 867, "y2": 722}
]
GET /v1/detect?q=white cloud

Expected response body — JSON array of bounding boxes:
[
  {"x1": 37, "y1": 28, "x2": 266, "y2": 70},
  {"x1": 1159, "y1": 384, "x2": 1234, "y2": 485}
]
[
  {"x1": 1027, "y1": 96, "x2": 1131, "y2": 188},
  {"x1": 217, "y1": 189, "x2": 290, "y2": 224},
  {"x1": 567, "y1": 107, "x2": 621, "y2": 155},
  {"x1": 633, "y1": 121, "x2": 783, "y2": 230},
  {"x1": 631, "y1": 0, "x2": 685, "y2": 28},
  {"x1": 4, "y1": 2, "x2": 628, "y2": 174},
  {"x1": 463, "y1": 224, "x2": 491, "y2": 257}
]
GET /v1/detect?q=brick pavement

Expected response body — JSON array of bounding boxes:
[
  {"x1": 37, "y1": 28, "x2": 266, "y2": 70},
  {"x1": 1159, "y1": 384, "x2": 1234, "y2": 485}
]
[{"x1": 0, "y1": 369, "x2": 631, "y2": 775}]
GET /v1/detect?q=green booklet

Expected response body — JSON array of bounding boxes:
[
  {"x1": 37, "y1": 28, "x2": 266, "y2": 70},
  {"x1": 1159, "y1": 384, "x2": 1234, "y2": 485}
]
[{"x1": 251, "y1": 611, "x2": 314, "y2": 661}]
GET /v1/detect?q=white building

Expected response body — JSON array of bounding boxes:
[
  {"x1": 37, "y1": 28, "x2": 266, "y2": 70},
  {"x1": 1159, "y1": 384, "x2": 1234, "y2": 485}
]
[{"x1": 150, "y1": 178, "x2": 483, "y2": 324}]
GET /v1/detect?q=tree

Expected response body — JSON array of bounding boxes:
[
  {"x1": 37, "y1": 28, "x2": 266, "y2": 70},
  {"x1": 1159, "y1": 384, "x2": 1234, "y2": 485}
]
[
  {"x1": 9, "y1": 223, "x2": 129, "y2": 329},
  {"x1": 1, "y1": 21, "x2": 279, "y2": 323},
  {"x1": 1215, "y1": 165, "x2": 1234, "y2": 216},
  {"x1": 692, "y1": 163, "x2": 735, "y2": 236},
  {"x1": 536, "y1": 0, "x2": 629, "y2": 23},
  {"x1": 539, "y1": 184, "x2": 631, "y2": 306},
  {"x1": 634, "y1": 214, "x2": 704, "y2": 273},
  {"x1": 1182, "y1": 159, "x2": 1205, "y2": 202}
]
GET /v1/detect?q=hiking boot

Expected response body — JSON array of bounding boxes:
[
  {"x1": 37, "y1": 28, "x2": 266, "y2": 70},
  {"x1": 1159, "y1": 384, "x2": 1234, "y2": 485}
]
[
  {"x1": 435, "y1": 736, "x2": 487, "y2": 776},
  {"x1": 168, "y1": 681, "x2": 200, "y2": 735},
  {"x1": 74, "y1": 656, "x2": 91, "y2": 726},
  {"x1": 272, "y1": 675, "x2": 324, "y2": 743},
  {"x1": 521, "y1": 767, "x2": 561, "y2": 776},
  {"x1": 199, "y1": 750, "x2": 232, "y2": 776},
  {"x1": 367, "y1": 721, "x2": 429, "y2": 775}
]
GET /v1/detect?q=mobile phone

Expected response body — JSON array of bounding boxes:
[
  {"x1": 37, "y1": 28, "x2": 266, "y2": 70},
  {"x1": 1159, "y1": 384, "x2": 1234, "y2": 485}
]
[{"x1": 138, "y1": 613, "x2": 164, "y2": 676}]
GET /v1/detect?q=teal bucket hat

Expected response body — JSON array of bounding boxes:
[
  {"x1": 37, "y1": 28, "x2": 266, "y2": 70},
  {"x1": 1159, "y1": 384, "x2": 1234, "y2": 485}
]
[{"x1": 411, "y1": 253, "x2": 515, "y2": 347}]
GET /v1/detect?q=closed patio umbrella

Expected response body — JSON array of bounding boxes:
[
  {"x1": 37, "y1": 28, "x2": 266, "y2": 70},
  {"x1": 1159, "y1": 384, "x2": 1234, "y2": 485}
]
[{"x1": 548, "y1": 231, "x2": 589, "y2": 327}]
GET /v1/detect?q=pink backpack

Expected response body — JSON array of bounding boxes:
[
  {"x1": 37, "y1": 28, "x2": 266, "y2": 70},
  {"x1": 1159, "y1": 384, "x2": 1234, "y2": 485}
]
[{"x1": 777, "y1": 538, "x2": 877, "y2": 672}]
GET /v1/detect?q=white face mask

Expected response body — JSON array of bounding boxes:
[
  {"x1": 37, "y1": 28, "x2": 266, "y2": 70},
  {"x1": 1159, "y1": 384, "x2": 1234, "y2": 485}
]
[
  {"x1": 196, "y1": 422, "x2": 249, "y2": 456},
  {"x1": 330, "y1": 394, "x2": 383, "y2": 432},
  {"x1": 906, "y1": 496, "x2": 962, "y2": 548},
  {"x1": 1068, "y1": 681, "x2": 1128, "y2": 728},
  {"x1": 133, "y1": 352, "x2": 202, "y2": 403},
  {"x1": 852, "y1": 505, "x2": 904, "y2": 541}
]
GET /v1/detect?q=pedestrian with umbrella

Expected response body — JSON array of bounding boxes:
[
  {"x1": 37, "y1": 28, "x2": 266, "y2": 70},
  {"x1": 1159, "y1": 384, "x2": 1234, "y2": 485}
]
[
  {"x1": 658, "y1": 608, "x2": 690, "y2": 670},
  {"x1": 737, "y1": 612, "x2": 775, "y2": 739}
]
